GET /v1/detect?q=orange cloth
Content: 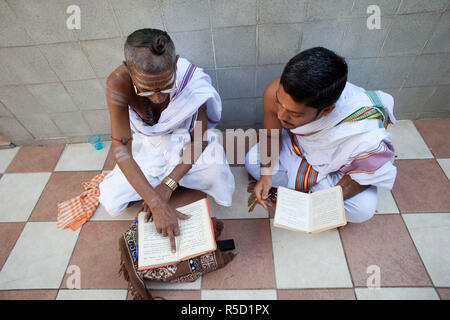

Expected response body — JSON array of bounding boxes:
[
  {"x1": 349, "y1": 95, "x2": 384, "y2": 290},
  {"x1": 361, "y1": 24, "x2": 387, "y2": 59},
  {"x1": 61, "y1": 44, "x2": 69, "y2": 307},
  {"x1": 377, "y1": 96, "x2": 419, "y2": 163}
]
[{"x1": 57, "y1": 172, "x2": 108, "y2": 231}]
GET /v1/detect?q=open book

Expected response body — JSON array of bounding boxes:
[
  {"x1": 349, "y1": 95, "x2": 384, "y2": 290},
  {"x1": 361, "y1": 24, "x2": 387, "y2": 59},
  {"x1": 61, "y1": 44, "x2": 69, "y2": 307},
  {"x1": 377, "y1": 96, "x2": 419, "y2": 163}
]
[
  {"x1": 274, "y1": 186, "x2": 346, "y2": 234},
  {"x1": 137, "y1": 198, "x2": 216, "y2": 270}
]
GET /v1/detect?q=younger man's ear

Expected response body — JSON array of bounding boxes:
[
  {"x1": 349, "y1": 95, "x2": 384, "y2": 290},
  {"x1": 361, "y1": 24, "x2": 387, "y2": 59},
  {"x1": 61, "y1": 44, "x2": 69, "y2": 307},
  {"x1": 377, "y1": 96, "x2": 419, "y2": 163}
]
[{"x1": 317, "y1": 104, "x2": 335, "y2": 119}]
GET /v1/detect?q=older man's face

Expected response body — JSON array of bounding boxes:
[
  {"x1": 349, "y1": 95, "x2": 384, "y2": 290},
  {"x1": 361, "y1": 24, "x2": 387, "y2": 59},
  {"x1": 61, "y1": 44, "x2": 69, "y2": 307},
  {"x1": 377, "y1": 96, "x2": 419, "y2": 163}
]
[{"x1": 129, "y1": 66, "x2": 177, "y2": 104}]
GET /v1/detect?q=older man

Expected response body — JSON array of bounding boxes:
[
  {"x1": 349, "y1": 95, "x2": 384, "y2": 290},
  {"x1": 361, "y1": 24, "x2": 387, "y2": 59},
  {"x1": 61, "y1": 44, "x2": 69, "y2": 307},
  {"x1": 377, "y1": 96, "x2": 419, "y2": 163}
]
[
  {"x1": 99, "y1": 29, "x2": 234, "y2": 251},
  {"x1": 246, "y1": 47, "x2": 396, "y2": 223}
]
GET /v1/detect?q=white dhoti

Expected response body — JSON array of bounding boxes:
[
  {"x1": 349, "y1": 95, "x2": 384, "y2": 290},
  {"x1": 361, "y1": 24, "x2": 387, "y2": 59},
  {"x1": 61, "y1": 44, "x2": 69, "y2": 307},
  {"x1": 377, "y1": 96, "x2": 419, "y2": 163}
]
[
  {"x1": 245, "y1": 132, "x2": 378, "y2": 223},
  {"x1": 100, "y1": 130, "x2": 234, "y2": 216}
]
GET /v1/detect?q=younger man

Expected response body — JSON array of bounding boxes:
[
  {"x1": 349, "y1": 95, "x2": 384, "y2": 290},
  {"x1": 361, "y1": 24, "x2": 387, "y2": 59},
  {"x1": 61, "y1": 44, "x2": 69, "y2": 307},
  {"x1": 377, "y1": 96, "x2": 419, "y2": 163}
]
[{"x1": 246, "y1": 47, "x2": 396, "y2": 223}]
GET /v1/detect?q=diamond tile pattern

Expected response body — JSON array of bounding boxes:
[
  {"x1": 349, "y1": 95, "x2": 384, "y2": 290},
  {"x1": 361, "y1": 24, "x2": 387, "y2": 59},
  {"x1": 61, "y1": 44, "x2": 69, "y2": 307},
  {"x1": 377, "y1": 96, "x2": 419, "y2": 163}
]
[{"x1": 0, "y1": 120, "x2": 449, "y2": 299}]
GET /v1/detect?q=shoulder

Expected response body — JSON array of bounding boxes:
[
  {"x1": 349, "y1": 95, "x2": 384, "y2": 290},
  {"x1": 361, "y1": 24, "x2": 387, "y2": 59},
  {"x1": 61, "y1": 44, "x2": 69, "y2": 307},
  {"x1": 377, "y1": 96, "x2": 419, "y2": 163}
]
[
  {"x1": 106, "y1": 63, "x2": 132, "y2": 91},
  {"x1": 264, "y1": 77, "x2": 280, "y2": 98},
  {"x1": 262, "y1": 77, "x2": 280, "y2": 113}
]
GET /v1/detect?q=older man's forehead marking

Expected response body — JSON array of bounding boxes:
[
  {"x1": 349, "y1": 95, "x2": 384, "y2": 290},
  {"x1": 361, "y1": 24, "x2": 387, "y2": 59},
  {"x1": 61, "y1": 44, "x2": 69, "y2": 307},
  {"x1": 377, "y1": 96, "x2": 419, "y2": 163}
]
[
  {"x1": 134, "y1": 74, "x2": 175, "y2": 90},
  {"x1": 132, "y1": 67, "x2": 173, "y2": 80},
  {"x1": 133, "y1": 71, "x2": 174, "y2": 84}
]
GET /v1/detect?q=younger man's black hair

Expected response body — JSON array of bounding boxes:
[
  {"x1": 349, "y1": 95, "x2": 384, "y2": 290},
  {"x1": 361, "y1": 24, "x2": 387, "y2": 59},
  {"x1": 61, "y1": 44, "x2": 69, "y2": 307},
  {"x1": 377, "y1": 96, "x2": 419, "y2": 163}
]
[{"x1": 280, "y1": 47, "x2": 348, "y2": 111}]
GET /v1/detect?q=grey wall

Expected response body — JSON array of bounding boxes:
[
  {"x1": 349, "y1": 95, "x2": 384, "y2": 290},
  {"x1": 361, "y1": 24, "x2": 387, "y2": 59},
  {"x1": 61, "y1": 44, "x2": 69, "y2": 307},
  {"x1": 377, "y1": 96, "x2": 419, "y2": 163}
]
[{"x1": 0, "y1": 0, "x2": 449, "y2": 145}]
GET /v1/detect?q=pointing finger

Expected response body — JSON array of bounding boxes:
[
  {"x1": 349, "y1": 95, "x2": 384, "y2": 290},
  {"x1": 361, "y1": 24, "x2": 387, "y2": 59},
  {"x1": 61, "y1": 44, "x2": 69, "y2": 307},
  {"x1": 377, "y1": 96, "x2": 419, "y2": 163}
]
[{"x1": 168, "y1": 230, "x2": 176, "y2": 253}]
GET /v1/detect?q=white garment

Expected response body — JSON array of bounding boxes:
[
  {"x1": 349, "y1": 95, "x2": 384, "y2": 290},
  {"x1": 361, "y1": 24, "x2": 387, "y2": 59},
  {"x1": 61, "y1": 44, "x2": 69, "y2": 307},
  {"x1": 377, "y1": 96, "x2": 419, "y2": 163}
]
[
  {"x1": 245, "y1": 133, "x2": 378, "y2": 223},
  {"x1": 289, "y1": 82, "x2": 397, "y2": 189},
  {"x1": 99, "y1": 58, "x2": 235, "y2": 216}
]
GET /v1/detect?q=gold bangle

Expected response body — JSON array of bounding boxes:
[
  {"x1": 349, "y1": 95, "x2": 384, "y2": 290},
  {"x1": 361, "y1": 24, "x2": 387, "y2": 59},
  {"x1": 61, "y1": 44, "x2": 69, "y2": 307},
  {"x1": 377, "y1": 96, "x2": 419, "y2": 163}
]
[{"x1": 162, "y1": 176, "x2": 178, "y2": 191}]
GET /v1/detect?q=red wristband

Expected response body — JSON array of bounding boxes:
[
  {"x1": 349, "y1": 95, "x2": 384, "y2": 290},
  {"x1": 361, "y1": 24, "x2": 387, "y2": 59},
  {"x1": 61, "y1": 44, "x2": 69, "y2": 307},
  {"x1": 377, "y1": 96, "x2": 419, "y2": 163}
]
[{"x1": 111, "y1": 136, "x2": 132, "y2": 145}]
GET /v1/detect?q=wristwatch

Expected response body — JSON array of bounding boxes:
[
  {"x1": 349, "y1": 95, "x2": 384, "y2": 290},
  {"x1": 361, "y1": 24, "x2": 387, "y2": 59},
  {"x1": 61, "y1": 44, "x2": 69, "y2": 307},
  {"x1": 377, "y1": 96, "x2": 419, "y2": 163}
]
[{"x1": 162, "y1": 176, "x2": 178, "y2": 191}]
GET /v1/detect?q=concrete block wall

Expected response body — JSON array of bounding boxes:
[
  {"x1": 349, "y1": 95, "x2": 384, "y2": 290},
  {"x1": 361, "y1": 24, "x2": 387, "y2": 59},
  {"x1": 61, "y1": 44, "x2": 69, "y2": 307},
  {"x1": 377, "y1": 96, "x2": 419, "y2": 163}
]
[{"x1": 0, "y1": 0, "x2": 449, "y2": 145}]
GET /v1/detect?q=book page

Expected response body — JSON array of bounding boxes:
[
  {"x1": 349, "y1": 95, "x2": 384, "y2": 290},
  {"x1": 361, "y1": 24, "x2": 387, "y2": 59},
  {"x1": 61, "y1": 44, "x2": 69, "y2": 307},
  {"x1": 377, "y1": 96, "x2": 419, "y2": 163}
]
[
  {"x1": 137, "y1": 211, "x2": 178, "y2": 269},
  {"x1": 309, "y1": 186, "x2": 345, "y2": 232},
  {"x1": 176, "y1": 199, "x2": 215, "y2": 258},
  {"x1": 137, "y1": 198, "x2": 215, "y2": 269},
  {"x1": 274, "y1": 186, "x2": 310, "y2": 232}
]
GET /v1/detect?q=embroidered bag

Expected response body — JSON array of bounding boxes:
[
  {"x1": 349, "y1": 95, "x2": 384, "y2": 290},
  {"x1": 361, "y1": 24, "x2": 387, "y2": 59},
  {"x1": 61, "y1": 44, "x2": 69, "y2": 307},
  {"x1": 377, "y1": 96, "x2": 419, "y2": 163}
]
[{"x1": 118, "y1": 218, "x2": 235, "y2": 300}]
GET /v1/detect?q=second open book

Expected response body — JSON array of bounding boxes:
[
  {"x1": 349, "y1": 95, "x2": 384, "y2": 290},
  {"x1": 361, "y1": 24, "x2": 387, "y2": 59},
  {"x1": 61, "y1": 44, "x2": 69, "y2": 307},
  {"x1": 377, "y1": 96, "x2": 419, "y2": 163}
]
[{"x1": 274, "y1": 186, "x2": 347, "y2": 234}]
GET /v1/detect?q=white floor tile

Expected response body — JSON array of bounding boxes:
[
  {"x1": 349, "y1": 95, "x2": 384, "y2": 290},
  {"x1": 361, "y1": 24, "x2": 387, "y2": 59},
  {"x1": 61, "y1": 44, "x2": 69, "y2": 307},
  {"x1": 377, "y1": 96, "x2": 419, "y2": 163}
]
[
  {"x1": 387, "y1": 120, "x2": 433, "y2": 159},
  {"x1": 403, "y1": 213, "x2": 450, "y2": 287},
  {"x1": 201, "y1": 289, "x2": 277, "y2": 300},
  {"x1": 55, "y1": 142, "x2": 111, "y2": 171},
  {"x1": 355, "y1": 287, "x2": 439, "y2": 300},
  {"x1": 376, "y1": 187, "x2": 399, "y2": 214},
  {"x1": 209, "y1": 166, "x2": 268, "y2": 219},
  {"x1": 0, "y1": 147, "x2": 20, "y2": 172},
  {"x1": 437, "y1": 159, "x2": 450, "y2": 180},
  {"x1": 56, "y1": 289, "x2": 128, "y2": 300},
  {"x1": 0, "y1": 222, "x2": 80, "y2": 289},
  {"x1": 0, "y1": 172, "x2": 51, "y2": 222},
  {"x1": 271, "y1": 219, "x2": 352, "y2": 289}
]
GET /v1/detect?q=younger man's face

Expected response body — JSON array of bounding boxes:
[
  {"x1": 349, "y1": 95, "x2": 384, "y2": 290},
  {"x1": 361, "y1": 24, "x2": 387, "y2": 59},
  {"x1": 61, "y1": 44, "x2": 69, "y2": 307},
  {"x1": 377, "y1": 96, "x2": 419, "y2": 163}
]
[{"x1": 275, "y1": 85, "x2": 321, "y2": 129}]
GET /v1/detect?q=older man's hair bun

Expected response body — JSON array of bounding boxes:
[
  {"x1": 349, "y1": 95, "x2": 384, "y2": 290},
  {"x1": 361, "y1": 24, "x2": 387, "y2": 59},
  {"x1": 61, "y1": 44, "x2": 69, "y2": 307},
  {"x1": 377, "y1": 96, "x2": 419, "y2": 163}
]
[
  {"x1": 124, "y1": 29, "x2": 176, "y2": 73},
  {"x1": 152, "y1": 35, "x2": 167, "y2": 55}
]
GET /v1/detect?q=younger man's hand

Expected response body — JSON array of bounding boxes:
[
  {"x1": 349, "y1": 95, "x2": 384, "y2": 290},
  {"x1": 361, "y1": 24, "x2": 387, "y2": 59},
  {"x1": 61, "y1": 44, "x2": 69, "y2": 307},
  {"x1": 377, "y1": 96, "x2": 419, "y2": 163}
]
[{"x1": 254, "y1": 175, "x2": 274, "y2": 211}]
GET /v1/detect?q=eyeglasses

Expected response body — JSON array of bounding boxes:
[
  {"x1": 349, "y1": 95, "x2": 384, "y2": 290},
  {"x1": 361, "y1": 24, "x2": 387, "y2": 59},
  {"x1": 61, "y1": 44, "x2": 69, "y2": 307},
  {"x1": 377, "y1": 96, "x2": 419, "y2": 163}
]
[{"x1": 133, "y1": 75, "x2": 178, "y2": 97}]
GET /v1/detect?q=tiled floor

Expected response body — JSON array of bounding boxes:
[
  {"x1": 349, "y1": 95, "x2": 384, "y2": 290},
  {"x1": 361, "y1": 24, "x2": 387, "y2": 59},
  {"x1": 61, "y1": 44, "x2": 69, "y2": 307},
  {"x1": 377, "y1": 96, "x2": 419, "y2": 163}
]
[{"x1": 0, "y1": 119, "x2": 449, "y2": 300}]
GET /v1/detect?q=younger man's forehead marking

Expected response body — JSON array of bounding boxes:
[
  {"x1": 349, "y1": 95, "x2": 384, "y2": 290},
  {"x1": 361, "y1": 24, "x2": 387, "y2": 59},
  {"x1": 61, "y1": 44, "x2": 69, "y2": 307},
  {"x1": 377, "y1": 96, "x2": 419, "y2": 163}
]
[
  {"x1": 275, "y1": 89, "x2": 304, "y2": 115},
  {"x1": 275, "y1": 88, "x2": 305, "y2": 115}
]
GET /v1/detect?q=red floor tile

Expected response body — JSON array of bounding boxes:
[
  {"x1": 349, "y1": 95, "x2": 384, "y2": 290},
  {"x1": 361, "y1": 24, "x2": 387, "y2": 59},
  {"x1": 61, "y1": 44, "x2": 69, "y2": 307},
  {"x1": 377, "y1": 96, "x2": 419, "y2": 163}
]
[
  {"x1": 436, "y1": 288, "x2": 450, "y2": 300},
  {"x1": 6, "y1": 144, "x2": 65, "y2": 173},
  {"x1": 277, "y1": 289, "x2": 356, "y2": 300},
  {"x1": 392, "y1": 159, "x2": 450, "y2": 213},
  {"x1": 339, "y1": 215, "x2": 431, "y2": 287},
  {"x1": 0, "y1": 290, "x2": 58, "y2": 300},
  {"x1": 414, "y1": 119, "x2": 450, "y2": 158},
  {"x1": 61, "y1": 221, "x2": 131, "y2": 289},
  {"x1": 202, "y1": 219, "x2": 275, "y2": 289},
  {"x1": 29, "y1": 171, "x2": 100, "y2": 221},
  {"x1": 0, "y1": 222, "x2": 25, "y2": 269}
]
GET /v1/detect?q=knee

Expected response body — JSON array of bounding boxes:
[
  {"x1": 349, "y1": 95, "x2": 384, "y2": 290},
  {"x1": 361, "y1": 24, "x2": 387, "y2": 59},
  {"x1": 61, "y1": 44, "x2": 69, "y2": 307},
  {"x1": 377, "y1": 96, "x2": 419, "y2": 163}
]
[
  {"x1": 344, "y1": 186, "x2": 377, "y2": 223},
  {"x1": 98, "y1": 182, "x2": 126, "y2": 217}
]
